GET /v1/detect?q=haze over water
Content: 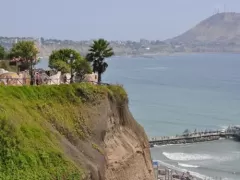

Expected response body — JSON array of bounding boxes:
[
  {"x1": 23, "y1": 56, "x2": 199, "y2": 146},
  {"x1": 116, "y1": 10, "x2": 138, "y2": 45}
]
[{"x1": 38, "y1": 53, "x2": 240, "y2": 179}]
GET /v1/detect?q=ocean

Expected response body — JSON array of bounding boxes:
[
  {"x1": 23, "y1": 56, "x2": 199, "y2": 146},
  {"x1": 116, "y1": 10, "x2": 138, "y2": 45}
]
[{"x1": 37, "y1": 53, "x2": 240, "y2": 180}]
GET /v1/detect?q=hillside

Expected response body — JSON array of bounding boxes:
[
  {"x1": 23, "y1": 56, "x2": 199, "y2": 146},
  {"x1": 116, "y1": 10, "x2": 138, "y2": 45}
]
[
  {"x1": 4, "y1": 13, "x2": 240, "y2": 56},
  {"x1": 33, "y1": 13, "x2": 240, "y2": 55},
  {"x1": 0, "y1": 84, "x2": 154, "y2": 180},
  {"x1": 168, "y1": 12, "x2": 240, "y2": 44}
]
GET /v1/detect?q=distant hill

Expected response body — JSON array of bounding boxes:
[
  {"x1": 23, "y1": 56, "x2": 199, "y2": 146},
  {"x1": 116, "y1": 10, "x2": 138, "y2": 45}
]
[
  {"x1": 3, "y1": 12, "x2": 240, "y2": 56},
  {"x1": 167, "y1": 12, "x2": 240, "y2": 45}
]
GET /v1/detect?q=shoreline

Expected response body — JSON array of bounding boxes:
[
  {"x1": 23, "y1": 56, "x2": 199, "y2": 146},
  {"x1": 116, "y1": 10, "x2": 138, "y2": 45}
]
[
  {"x1": 153, "y1": 160, "x2": 211, "y2": 180},
  {"x1": 39, "y1": 51, "x2": 240, "y2": 60},
  {"x1": 114, "y1": 51, "x2": 240, "y2": 58}
]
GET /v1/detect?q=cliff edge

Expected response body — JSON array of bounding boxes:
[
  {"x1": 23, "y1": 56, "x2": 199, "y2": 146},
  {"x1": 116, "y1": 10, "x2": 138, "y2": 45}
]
[{"x1": 0, "y1": 84, "x2": 154, "y2": 180}]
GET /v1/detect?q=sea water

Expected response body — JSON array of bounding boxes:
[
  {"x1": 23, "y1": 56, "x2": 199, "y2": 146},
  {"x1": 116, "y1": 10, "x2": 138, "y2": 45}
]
[
  {"x1": 37, "y1": 53, "x2": 240, "y2": 179},
  {"x1": 102, "y1": 54, "x2": 240, "y2": 180}
]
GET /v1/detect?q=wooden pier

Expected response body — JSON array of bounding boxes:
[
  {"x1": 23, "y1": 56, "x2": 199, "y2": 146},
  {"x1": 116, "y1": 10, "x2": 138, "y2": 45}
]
[{"x1": 149, "y1": 126, "x2": 240, "y2": 147}]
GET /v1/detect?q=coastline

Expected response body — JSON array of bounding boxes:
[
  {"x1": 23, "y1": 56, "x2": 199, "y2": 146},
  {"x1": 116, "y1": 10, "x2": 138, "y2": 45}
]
[
  {"x1": 127, "y1": 51, "x2": 240, "y2": 58},
  {"x1": 153, "y1": 160, "x2": 211, "y2": 180},
  {"x1": 39, "y1": 51, "x2": 240, "y2": 60}
]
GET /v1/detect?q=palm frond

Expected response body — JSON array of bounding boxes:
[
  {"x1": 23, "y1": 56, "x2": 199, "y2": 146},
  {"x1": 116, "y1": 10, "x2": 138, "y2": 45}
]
[{"x1": 86, "y1": 38, "x2": 114, "y2": 82}]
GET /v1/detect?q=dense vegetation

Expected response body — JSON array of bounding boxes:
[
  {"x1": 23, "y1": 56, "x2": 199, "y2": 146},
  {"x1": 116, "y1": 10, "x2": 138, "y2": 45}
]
[
  {"x1": 8, "y1": 41, "x2": 39, "y2": 60},
  {"x1": 48, "y1": 49, "x2": 91, "y2": 75},
  {"x1": 0, "y1": 83, "x2": 127, "y2": 180}
]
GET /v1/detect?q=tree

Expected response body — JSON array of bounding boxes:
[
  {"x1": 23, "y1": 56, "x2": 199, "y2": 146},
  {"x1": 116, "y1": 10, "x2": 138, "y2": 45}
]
[
  {"x1": 0, "y1": 45, "x2": 5, "y2": 60},
  {"x1": 49, "y1": 49, "x2": 81, "y2": 73},
  {"x1": 8, "y1": 41, "x2": 39, "y2": 84},
  {"x1": 9, "y1": 41, "x2": 39, "y2": 61},
  {"x1": 73, "y1": 59, "x2": 92, "y2": 81},
  {"x1": 49, "y1": 48, "x2": 92, "y2": 79},
  {"x1": 86, "y1": 39, "x2": 114, "y2": 83}
]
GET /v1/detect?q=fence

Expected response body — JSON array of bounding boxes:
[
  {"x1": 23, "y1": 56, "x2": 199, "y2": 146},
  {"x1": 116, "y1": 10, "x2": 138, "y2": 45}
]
[
  {"x1": 0, "y1": 77, "x2": 59, "y2": 86},
  {"x1": 0, "y1": 78, "x2": 108, "y2": 86}
]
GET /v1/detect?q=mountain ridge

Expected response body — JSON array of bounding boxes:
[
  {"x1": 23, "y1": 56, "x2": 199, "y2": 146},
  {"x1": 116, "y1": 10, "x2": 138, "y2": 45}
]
[{"x1": 167, "y1": 12, "x2": 240, "y2": 44}]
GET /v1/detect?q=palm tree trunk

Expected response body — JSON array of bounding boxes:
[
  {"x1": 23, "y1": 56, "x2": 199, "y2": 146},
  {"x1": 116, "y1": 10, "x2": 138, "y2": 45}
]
[{"x1": 98, "y1": 72, "x2": 101, "y2": 84}]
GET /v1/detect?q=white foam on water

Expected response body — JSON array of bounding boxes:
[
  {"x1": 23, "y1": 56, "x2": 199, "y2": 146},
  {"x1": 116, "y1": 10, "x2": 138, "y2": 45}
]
[
  {"x1": 178, "y1": 163, "x2": 199, "y2": 168},
  {"x1": 163, "y1": 152, "x2": 213, "y2": 161},
  {"x1": 215, "y1": 152, "x2": 240, "y2": 163},
  {"x1": 163, "y1": 151, "x2": 239, "y2": 164}
]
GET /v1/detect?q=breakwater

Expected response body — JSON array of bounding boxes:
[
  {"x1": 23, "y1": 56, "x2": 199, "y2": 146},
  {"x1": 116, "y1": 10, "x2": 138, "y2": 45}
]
[{"x1": 149, "y1": 126, "x2": 240, "y2": 147}]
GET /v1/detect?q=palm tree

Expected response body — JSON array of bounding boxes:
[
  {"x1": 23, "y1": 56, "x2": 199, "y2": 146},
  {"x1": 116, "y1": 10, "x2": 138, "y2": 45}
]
[{"x1": 86, "y1": 39, "x2": 114, "y2": 83}]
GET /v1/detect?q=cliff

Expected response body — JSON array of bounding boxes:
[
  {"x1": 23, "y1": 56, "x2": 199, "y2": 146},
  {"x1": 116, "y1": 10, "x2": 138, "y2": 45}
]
[{"x1": 0, "y1": 84, "x2": 154, "y2": 180}]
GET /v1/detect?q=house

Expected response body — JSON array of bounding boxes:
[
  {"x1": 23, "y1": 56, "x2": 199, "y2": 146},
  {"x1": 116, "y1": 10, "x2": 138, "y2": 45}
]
[{"x1": 84, "y1": 72, "x2": 98, "y2": 84}]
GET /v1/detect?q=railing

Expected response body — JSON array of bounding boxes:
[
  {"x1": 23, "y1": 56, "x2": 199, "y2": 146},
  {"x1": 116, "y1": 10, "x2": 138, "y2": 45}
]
[
  {"x1": 0, "y1": 78, "x2": 110, "y2": 86},
  {"x1": 149, "y1": 128, "x2": 240, "y2": 146},
  {"x1": 150, "y1": 132, "x2": 237, "y2": 142}
]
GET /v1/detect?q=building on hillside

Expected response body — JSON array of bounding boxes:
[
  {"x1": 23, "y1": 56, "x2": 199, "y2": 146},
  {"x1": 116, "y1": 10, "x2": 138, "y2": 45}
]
[
  {"x1": 63, "y1": 72, "x2": 98, "y2": 84},
  {"x1": 0, "y1": 67, "x2": 98, "y2": 86},
  {"x1": 84, "y1": 72, "x2": 98, "y2": 84}
]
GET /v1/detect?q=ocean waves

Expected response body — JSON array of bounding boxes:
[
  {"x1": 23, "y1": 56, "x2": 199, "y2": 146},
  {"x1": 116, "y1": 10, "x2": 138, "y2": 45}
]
[
  {"x1": 155, "y1": 159, "x2": 236, "y2": 180},
  {"x1": 178, "y1": 163, "x2": 199, "y2": 168},
  {"x1": 154, "y1": 159, "x2": 213, "y2": 180},
  {"x1": 163, "y1": 151, "x2": 240, "y2": 162},
  {"x1": 163, "y1": 152, "x2": 213, "y2": 161},
  {"x1": 160, "y1": 151, "x2": 240, "y2": 179}
]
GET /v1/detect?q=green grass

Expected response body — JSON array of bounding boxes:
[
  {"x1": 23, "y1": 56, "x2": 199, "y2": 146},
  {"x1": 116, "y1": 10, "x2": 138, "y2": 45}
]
[{"x1": 0, "y1": 83, "x2": 127, "y2": 179}]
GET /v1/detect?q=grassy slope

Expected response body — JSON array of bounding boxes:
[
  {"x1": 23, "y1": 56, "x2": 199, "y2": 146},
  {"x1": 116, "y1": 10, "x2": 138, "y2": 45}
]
[{"x1": 0, "y1": 83, "x2": 127, "y2": 180}]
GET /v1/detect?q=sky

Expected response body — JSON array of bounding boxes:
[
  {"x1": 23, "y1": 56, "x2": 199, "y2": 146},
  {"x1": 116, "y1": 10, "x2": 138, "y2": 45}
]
[{"x1": 1, "y1": 0, "x2": 240, "y2": 41}]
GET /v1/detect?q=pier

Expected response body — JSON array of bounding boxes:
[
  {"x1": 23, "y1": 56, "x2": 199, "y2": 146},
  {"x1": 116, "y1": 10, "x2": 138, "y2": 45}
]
[{"x1": 149, "y1": 126, "x2": 240, "y2": 147}]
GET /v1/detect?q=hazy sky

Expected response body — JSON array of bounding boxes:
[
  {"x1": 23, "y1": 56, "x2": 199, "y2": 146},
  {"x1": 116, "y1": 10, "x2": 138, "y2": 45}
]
[{"x1": 1, "y1": 0, "x2": 240, "y2": 41}]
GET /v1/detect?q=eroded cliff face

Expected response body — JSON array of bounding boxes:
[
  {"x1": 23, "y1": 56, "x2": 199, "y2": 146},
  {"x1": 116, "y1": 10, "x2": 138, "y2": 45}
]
[
  {"x1": 0, "y1": 84, "x2": 153, "y2": 180},
  {"x1": 61, "y1": 96, "x2": 154, "y2": 180},
  {"x1": 71, "y1": 97, "x2": 155, "y2": 180},
  {"x1": 104, "y1": 101, "x2": 154, "y2": 180}
]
